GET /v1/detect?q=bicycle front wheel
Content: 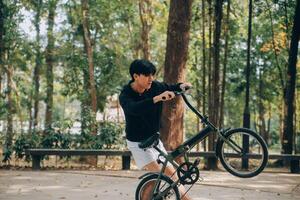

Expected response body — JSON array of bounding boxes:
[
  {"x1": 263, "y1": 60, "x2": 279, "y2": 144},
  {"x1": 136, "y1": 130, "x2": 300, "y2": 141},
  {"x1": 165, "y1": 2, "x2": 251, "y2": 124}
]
[
  {"x1": 218, "y1": 128, "x2": 268, "y2": 178},
  {"x1": 135, "y1": 173, "x2": 180, "y2": 200}
]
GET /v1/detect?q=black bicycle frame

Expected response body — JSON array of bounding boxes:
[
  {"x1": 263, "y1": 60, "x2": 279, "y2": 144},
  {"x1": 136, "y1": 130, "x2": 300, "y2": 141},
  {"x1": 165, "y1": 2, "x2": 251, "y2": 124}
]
[
  {"x1": 170, "y1": 126, "x2": 213, "y2": 158},
  {"x1": 169, "y1": 93, "x2": 218, "y2": 159}
]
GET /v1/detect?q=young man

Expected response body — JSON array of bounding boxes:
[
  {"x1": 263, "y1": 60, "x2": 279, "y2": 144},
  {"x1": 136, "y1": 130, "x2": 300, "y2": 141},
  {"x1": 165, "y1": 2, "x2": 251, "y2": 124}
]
[{"x1": 119, "y1": 59, "x2": 192, "y2": 200}]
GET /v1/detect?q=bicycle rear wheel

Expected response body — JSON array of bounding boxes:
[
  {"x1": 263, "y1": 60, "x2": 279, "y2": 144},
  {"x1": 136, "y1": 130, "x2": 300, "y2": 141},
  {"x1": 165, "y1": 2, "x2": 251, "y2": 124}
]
[
  {"x1": 135, "y1": 173, "x2": 180, "y2": 200},
  {"x1": 218, "y1": 128, "x2": 268, "y2": 178}
]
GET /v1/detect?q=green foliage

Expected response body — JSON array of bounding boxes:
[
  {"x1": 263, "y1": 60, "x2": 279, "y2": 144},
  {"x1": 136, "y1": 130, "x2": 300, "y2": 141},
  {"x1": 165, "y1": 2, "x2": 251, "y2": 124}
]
[
  {"x1": 269, "y1": 130, "x2": 280, "y2": 146},
  {"x1": 98, "y1": 121, "x2": 124, "y2": 149},
  {"x1": 14, "y1": 133, "x2": 40, "y2": 161},
  {"x1": 41, "y1": 130, "x2": 72, "y2": 149},
  {"x1": 1, "y1": 121, "x2": 124, "y2": 163},
  {"x1": 2, "y1": 145, "x2": 12, "y2": 163},
  {"x1": 73, "y1": 121, "x2": 124, "y2": 149},
  {"x1": 73, "y1": 132, "x2": 101, "y2": 149}
]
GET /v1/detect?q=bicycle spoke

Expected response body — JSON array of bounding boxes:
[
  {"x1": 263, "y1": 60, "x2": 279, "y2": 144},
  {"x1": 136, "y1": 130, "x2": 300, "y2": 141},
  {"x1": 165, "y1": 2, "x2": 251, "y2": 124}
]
[{"x1": 219, "y1": 129, "x2": 268, "y2": 178}]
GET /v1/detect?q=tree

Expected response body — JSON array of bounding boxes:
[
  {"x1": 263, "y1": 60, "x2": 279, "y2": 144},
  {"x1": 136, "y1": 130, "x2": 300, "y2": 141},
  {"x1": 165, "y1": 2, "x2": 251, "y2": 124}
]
[
  {"x1": 243, "y1": 0, "x2": 252, "y2": 129},
  {"x1": 138, "y1": 0, "x2": 154, "y2": 60},
  {"x1": 201, "y1": 0, "x2": 207, "y2": 121},
  {"x1": 5, "y1": 57, "x2": 13, "y2": 163},
  {"x1": 0, "y1": 0, "x2": 4, "y2": 96},
  {"x1": 207, "y1": 0, "x2": 224, "y2": 170},
  {"x1": 219, "y1": 0, "x2": 230, "y2": 128},
  {"x1": 1, "y1": 0, "x2": 22, "y2": 163},
  {"x1": 282, "y1": 0, "x2": 300, "y2": 154},
  {"x1": 160, "y1": 0, "x2": 193, "y2": 151},
  {"x1": 81, "y1": 0, "x2": 97, "y2": 134},
  {"x1": 32, "y1": 0, "x2": 43, "y2": 131},
  {"x1": 45, "y1": 0, "x2": 58, "y2": 131}
]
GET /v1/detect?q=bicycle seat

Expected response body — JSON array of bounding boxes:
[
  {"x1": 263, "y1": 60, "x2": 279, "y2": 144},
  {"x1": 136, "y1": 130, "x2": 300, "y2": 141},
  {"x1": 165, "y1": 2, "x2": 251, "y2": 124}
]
[{"x1": 138, "y1": 132, "x2": 160, "y2": 149}]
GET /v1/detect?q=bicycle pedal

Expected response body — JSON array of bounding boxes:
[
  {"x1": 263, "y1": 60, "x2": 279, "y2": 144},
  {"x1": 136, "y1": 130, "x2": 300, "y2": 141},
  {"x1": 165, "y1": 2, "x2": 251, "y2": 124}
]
[
  {"x1": 156, "y1": 158, "x2": 163, "y2": 164},
  {"x1": 193, "y1": 158, "x2": 200, "y2": 167}
]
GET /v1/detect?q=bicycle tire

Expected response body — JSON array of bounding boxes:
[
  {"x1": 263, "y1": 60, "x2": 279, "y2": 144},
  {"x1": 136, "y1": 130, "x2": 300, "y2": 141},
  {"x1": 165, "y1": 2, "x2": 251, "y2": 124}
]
[
  {"x1": 135, "y1": 173, "x2": 180, "y2": 200},
  {"x1": 217, "y1": 128, "x2": 268, "y2": 178}
]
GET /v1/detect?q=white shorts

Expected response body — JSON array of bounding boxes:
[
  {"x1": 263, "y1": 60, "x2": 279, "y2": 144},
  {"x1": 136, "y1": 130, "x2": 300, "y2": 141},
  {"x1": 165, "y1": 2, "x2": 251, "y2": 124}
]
[{"x1": 126, "y1": 139, "x2": 169, "y2": 169}]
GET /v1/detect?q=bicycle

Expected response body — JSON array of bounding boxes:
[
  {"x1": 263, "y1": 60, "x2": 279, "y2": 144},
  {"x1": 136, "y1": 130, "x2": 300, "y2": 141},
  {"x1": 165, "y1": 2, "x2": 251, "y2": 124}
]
[{"x1": 135, "y1": 89, "x2": 269, "y2": 200}]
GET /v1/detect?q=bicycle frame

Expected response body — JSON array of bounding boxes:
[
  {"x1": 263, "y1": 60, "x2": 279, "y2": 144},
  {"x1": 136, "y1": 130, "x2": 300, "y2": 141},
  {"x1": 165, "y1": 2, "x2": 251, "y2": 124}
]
[
  {"x1": 170, "y1": 94, "x2": 242, "y2": 159},
  {"x1": 143, "y1": 93, "x2": 244, "y2": 199}
]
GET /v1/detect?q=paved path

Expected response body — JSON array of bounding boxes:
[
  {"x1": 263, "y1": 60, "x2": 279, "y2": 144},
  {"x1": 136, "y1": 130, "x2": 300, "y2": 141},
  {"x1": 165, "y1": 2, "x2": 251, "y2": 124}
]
[{"x1": 0, "y1": 170, "x2": 299, "y2": 200}]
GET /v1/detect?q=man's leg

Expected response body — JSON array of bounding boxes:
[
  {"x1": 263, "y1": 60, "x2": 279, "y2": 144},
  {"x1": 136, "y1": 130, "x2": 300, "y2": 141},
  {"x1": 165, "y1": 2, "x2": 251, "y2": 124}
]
[{"x1": 142, "y1": 161, "x2": 192, "y2": 200}]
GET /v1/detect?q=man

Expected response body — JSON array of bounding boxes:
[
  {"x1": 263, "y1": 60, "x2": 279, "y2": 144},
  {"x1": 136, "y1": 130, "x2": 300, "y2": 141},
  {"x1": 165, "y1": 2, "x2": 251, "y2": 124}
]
[{"x1": 119, "y1": 59, "x2": 192, "y2": 200}]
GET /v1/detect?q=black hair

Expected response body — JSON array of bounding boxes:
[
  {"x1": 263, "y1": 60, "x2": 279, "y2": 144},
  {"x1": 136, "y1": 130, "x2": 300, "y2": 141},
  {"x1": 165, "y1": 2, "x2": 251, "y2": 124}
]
[{"x1": 129, "y1": 59, "x2": 156, "y2": 80}]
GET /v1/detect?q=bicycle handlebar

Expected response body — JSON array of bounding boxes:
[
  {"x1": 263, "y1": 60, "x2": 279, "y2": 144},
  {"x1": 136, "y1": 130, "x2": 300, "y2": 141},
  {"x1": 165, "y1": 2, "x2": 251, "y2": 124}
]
[{"x1": 175, "y1": 88, "x2": 216, "y2": 129}]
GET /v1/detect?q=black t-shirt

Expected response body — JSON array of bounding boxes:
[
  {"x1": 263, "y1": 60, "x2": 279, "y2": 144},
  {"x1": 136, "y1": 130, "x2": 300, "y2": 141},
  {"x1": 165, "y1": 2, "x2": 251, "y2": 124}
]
[{"x1": 119, "y1": 80, "x2": 181, "y2": 142}]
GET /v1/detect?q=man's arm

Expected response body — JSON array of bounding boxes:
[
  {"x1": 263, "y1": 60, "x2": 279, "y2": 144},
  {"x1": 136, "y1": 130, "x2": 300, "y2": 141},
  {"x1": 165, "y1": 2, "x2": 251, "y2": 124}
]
[
  {"x1": 157, "y1": 81, "x2": 192, "y2": 93},
  {"x1": 119, "y1": 93, "x2": 155, "y2": 116}
]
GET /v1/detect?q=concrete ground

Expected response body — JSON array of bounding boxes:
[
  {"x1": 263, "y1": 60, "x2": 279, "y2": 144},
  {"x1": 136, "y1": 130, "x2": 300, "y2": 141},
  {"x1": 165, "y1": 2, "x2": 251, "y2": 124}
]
[{"x1": 0, "y1": 169, "x2": 299, "y2": 200}]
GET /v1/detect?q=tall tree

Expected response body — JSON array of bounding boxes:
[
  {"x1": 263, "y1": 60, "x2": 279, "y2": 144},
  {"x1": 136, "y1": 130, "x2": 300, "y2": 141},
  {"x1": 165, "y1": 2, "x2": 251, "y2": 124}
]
[
  {"x1": 138, "y1": 0, "x2": 153, "y2": 60},
  {"x1": 81, "y1": 0, "x2": 98, "y2": 166},
  {"x1": 5, "y1": 55, "x2": 13, "y2": 163},
  {"x1": 282, "y1": 0, "x2": 300, "y2": 154},
  {"x1": 241, "y1": 0, "x2": 253, "y2": 170},
  {"x1": 208, "y1": 0, "x2": 213, "y2": 119},
  {"x1": 1, "y1": 0, "x2": 18, "y2": 163},
  {"x1": 45, "y1": 0, "x2": 58, "y2": 131},
  {"x1": 201, "y1": 0, "x2": 207, "y2": 119},
  {"x1": 0, "y1": 0, "x2": 4, "y2": 96},
  {"x1": 243, "y1": 0, "x2": 252, "y2": 129},
  {"x1": 258, "y1": 65, "x2": 269, "y2": 144},
  {"x1": 219, "y1": 0, "x2": 230, "y2": 127},
  {"x1": 207, "y1": 0, "x2": 223, "y2": 170},
  {"x1": 81, "y1": 0, "x2": 97, "y2": 133},
  {"x1": 160, "y1": 0, "x2": 193, "y2": 150},
  {"x1": 206, "y1": 0, "x2": 213, "y2": 153},
  {"x1": 32, "y1": 0, "x2": 43, "y2": 131}
]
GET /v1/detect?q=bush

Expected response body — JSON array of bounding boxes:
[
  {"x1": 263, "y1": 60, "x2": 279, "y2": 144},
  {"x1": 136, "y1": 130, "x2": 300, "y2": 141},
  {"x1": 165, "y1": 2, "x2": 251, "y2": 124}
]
[
  {"x1": 98, "y1": 121, "x2": 124, "y2": 149},
  {"x1": 2, "y1": 121, "x2": 125, "y2": 163},
  {"x1": 41, "y1": 129, "x2": 72, "y2": 149},
  {"x1": 14, "y1": 133, "x2": 40, "y2": 161}
]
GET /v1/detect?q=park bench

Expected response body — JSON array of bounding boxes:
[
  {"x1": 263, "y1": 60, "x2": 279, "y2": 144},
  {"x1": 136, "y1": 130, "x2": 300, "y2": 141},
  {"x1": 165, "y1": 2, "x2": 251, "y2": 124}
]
[
  {"x1": 25, "y1": 149, "x2": 132, "y2": 170},
  {"x1": 25, "y1": 149, "x2": 300, "y2": 173}
]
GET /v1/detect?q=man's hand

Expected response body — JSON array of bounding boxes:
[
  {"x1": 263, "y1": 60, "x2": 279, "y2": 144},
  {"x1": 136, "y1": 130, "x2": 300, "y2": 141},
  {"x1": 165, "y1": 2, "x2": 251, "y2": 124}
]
[
  {"x1": 153, "y1": 91, "x2": 175, "y2": 103},
  {"x1": 180, "y1": 83, "x2": 192, "y2": 91}
]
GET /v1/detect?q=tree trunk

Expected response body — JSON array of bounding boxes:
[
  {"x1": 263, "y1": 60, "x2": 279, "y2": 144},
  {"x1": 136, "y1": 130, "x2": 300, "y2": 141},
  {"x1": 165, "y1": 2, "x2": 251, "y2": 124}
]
[
  {"x1": 219, "y1": 0, "x2": 230, "y2": 128},
  {"x1": 81, "y1": 68, "x2": 91, "y2": 134},
  {"x1": 243, "y1": 0, "x2": 252, "y2": 129},
  {"x1": 81, "y1": 0, "x2": 98, "y2": 166},
  {"x1": 258, "y1": 67, "x2": 269, "y2": 144},
  {"x1": 45, "y1": 0, "x2": 57, "y2": 131},
  {"x1": 139, "y1": 0, "x2": 153, "y2": 60},
  {"x1": 207, "y1": 0, "x2": 223, "y2": 170},
  {"x1": 0, "y1": 0, "x2": 4, "y2": 98},
  {"x1": 81, "y1": 0, "x2": 97, "y2": 131},
  {"x1": 282, "y1": 0, "x2": 300, "y2": 154},
  {"x1": 6, "y1": 56, "x2": 13, "y2": 163},
  {"x1": 241, "y1": 0, "x2": 253, "y2": 170},
  {"x1": 206, "y1": 0, "x2": 213, "y2": 153},
  {"x1": 160, "y1": 0, "x2": 193, "y2": 151},
  {"x1": 208, "y1": 0, "x2": 213, "y2": 117},
  {"x1": 33, "y1": 0, "x2": 42, "y2": 132},
  {"x1": 201, "y1": 0, "x2": 207, "y2": 152}
]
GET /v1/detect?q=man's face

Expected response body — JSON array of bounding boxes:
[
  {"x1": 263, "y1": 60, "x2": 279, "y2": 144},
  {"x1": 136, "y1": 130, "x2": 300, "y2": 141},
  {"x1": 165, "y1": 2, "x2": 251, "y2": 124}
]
[{"x1": 134, "y1": 74, "x2": 154, "y2": 90}]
